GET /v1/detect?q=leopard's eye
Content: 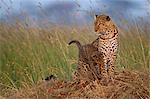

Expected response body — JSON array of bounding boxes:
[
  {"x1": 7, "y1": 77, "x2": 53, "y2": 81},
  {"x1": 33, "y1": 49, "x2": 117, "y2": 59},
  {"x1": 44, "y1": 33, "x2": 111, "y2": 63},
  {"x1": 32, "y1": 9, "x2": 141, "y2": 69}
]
[{"x1": 97, "y1": 23, "x2": 100, "y2": 25}]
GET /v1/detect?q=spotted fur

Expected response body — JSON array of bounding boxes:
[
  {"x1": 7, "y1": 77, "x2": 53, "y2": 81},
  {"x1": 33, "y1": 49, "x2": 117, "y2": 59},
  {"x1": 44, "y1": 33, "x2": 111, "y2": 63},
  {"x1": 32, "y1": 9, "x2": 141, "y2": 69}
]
[
  {"x1": 94, "y1": 14, "x2": 118, "y2": 77},
  {"x1": 69, "y1": 40, "x2": 104, "y2": 81}
]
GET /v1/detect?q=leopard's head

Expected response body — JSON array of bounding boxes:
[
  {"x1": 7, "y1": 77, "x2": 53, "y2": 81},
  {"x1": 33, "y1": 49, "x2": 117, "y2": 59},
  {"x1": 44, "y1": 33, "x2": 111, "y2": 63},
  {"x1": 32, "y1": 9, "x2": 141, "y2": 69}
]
[{"x1": 94, "y1": 14, "x2": 118, "y2": 39}]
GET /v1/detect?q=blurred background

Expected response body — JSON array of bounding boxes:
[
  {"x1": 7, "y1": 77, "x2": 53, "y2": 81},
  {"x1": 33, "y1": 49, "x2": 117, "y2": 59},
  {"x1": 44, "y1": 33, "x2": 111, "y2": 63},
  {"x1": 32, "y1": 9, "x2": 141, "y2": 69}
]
[{"x1": 1, "y1": 0, "x2": 150, "y2": 26}]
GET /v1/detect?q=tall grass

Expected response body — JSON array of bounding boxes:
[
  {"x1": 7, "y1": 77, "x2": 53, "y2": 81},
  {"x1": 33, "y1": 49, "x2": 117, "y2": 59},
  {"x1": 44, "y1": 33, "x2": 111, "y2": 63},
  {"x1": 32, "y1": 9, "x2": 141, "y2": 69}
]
[
  {"x1": 0, "y1": 21, "x2": 149, "y2": 96},
  {"x1": 117, "y1": 23, "x2": 150, "y2": 70}
]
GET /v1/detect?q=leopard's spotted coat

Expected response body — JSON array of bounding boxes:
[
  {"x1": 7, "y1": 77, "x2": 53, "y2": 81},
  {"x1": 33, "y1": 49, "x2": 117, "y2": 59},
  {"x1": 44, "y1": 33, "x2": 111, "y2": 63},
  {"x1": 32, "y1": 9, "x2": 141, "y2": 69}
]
[
  {"x1": 94, "y1": 14, "x2": 118, "y2": 77},
  {"x1": 69, "y1": 40, "x2": 104, "y2": 81},
  {"x1": 69, "y1": 14, "x2": 118, "y2": 81}
]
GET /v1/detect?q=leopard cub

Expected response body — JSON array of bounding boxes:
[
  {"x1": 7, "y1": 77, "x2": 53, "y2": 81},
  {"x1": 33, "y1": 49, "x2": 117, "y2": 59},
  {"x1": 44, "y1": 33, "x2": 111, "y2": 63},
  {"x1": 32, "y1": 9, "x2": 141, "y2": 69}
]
[{"x1": 69, "y1": 39, "x2": 104, "y2": 81}]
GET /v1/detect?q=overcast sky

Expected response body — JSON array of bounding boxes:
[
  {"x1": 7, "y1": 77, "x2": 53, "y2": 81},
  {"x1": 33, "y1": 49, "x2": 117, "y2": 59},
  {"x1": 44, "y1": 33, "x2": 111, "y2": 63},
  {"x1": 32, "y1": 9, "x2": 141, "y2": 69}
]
[{"x1": 0, "y1": 0, "x2": 150, "y2": 25}]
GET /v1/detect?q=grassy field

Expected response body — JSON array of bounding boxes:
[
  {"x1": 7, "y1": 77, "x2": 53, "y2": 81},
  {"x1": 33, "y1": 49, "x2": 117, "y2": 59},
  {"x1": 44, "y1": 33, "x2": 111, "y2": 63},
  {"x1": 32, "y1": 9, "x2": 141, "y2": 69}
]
[{"x1": 0, "y1": 21, "x2": 149, "y2": 98}]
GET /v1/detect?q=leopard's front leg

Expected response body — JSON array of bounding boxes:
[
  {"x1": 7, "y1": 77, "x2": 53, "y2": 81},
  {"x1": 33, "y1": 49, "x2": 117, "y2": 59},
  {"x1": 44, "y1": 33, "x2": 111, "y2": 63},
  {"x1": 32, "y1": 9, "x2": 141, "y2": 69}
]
[
  {"x1": 107, "y1": 59, "x2": 115, "y2": 77},
  {"x1": 107, "y1": 54, "x2": 117, "y2": 81}
]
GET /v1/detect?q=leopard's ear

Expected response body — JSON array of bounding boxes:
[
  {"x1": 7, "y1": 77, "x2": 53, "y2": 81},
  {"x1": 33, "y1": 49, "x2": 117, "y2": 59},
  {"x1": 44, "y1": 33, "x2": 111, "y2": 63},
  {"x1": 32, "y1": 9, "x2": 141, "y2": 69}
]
[
  {"x1": 94, "y1": 15, "x2": 98, "y2": 20},
  {"x1": 106, "y1": 16, "x2": 110, "y2": 21}
]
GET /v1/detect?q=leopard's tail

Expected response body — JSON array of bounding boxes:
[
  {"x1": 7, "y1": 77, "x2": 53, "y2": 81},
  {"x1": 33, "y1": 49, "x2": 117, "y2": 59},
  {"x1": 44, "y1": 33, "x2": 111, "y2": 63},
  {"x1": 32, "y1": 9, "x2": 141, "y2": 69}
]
[{"x1": 68, "y1": 40, "x2": 82, "y2": 51}]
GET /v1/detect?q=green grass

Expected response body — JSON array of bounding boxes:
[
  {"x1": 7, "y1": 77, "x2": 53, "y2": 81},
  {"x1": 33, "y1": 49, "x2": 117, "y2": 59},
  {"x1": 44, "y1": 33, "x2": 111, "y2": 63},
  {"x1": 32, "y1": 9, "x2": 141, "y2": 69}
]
[
  {"x1": 0, "y1": 23, "x2": 149, "y2": 96},
  {"x1": 117, "y1": 28, "x2": 150, "y2": 70}
]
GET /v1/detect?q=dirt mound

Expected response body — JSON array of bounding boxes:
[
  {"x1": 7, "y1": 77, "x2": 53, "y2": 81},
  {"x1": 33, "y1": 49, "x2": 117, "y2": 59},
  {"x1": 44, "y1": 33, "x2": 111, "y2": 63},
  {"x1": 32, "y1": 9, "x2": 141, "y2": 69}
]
[
  {"x1": 6, "y1": 70, "x2": 150, "y2": 99},
  {"x1": 48, "y1": 70, "x2": 150, "y2": 99}
]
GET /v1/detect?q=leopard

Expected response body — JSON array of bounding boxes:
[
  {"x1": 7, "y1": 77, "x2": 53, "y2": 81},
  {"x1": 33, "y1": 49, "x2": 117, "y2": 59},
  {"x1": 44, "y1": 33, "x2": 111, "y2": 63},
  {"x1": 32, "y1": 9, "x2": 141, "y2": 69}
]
[
  {"x1": 69, "y1": 14, "x2": 118, "y2": 81},
  {"x1": 94, "y1": 14, "x2": 118, "y2": 78},
  {"x1": 69, "y1": 40, "x2": 104, "y2": 81}
]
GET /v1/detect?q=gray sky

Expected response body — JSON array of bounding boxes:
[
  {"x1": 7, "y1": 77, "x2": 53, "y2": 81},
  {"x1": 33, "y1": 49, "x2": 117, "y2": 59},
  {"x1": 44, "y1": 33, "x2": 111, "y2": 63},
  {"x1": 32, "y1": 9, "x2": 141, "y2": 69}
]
[{"x1": 0, "y1": 0, "x2": 150, "y2": 25}]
